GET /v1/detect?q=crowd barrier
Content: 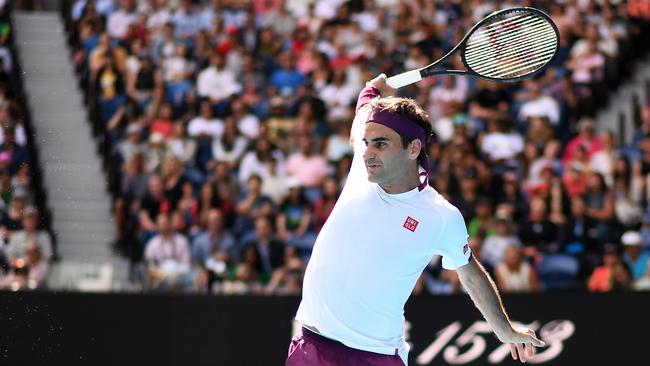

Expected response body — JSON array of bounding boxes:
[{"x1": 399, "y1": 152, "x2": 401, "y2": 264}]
[{"x1": 1, "y1": 291, "x2": 646, "y2": 365}]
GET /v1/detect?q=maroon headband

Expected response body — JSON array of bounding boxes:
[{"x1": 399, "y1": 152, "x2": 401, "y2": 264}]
[{"x1": 366, "y1": 108, "x2": 430, "y2": 191}]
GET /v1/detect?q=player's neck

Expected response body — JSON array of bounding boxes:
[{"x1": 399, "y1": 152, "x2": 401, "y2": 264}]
[{"x1": 378, "y1": 165, "x2": 421, "y2": 194}]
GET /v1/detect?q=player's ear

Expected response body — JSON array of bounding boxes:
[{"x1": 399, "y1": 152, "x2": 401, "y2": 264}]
[{"x1": 409, "y1": 139, "x2": 422, "y2": 160}]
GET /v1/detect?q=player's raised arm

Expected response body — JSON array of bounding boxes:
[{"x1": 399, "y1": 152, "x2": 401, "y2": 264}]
[
  {"x1": 456, "y1": 255, "x2": 545, "y2": 363},
  {"x1": 350, "y1": 74, "x2": 395, "y2": 146}
]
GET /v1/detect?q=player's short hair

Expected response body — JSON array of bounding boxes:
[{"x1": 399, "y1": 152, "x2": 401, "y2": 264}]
[{"x1": 368, "y1": 97, "x2": 433, "y2": 149}]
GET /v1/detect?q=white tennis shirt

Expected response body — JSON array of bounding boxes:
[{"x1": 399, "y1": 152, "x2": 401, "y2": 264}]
[{"x1": 296, "y1": 113, "x2": 471, "y2": 364}]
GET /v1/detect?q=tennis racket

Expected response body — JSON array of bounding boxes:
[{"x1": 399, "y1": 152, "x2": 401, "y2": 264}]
[{"x1": 386, "y1": 7, "x2": 559, "y2": 88}]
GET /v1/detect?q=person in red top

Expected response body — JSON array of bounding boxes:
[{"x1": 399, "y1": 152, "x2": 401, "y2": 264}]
[
  {"x1": 149, "y1": 103, "x2": 175, "y2": 139},
  {"x1": 561, "y1": 118, "x2": 603, "y2": 167}
]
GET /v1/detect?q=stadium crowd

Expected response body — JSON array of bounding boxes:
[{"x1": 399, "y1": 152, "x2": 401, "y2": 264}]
[
  {"x1": 63, "y1": 0, "x2": 650, "y2": 294},
  {"x1": 0, "y1": 1, "x2": 52, "y2": 291}
]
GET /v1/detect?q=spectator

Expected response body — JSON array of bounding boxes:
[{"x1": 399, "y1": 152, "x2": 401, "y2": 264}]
[
  {"x1": 261, "y1": 158, "x2": 290, "y2": 205},
  {"x1": 211, "y1": 117, "x2": 248, "y2": 170},
  {"x1": 480, "y1": 217, "x2": 521, "y2": 270},
  {"x1": 235, "y1": 174, "x2": 274, "y2": 238},
  {"x1": 495, "y1": 245, "x2": 539, "y2": 293},
  {"x1": 0, "y1": 240, "x2": 48, "y2": 290},
  {"x1": 270, "y1": 50, "x2": 306, "y2": 98},
  {"x1": 241, "y1": 216, "x2": 286, "y2": 281},
  {"x1": 192, "y1": 208, "x2": 237, "y2": 269},
  {"x1": 562, "y1": 118, "x2": 604, "y2": 167},
  {"x1": 588, "y1": 243, "x2": 621, "y2": 292},
  {"x1": 144, "y1": 212, "x2": 194, "y2": 290},
  {"x1": 276, "y1": 182, "x2": 316, "y2": 252},
  {"x1": 517, "y1": 79, "x2": 560, "y2": 126},
  {"x1": 286, "y1": 136, "x2": 329, "y2": 189},
  {"x1": 107, "y1": 0, "x2": 137, "y2": 40},
  {"x1": 95, "y1": 55, "x2": 126, "y2": 124},
  {"x1": 265, "y1": 247, "x2": 306, "y2": 295},
  {"x1": 621, "y1": 231, "x2": 650, "y2": 280},
  {"x1": 196, "y1": 53, "x2": 242, "y2": 109},
  {"x1": 238, "y1": 138, "x2": 284, "y2": 185},
  {"x1": 519, "y1": 197, "x2": 558, "y2": 257},
  {"x1": 5, "y1": 206, "x2": 52, "y2": 264}
]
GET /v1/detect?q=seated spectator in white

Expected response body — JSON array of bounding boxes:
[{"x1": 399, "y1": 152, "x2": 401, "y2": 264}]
[
  {"x1": 480, "y1": 217, "x2": 522, "y2": 270},
  {"x1": 211, "y1": 118, "x2": 248, "y2": 170},
  {"x1": 162, "y1": 43, "x2": 195, "y2": 83},
  {"x1": 262, "y1": 158, "x2": 290, "y2": 205},
  {"x1": 325, "y1": 122, "x2": 353, "y2": 162},
  {"x1": 196, "y1": 53, "x2": 242, "y2": 104},
  {"x1": 286, "y1": 136, "x2": 329, "y2": 188},
  {"x1": 144, "y1": 132, "x2": 167, "y2": 173},
  {"x1": 117, "y1": 123, "x2": 145, "y2": 164},
  {"x1": 191, "y1": 209, "x2": 237, "y2": 267},
  {"x1": 480, "y1": 117, "x2": 524, "y2": 162},
  {"x1": 107, "y1": 0, "x2": 138, "y2": 40},
  {"x1": 231, "y1": 98, "x2": 260, "y2": 140},
  {"x1": 145, "y1": 0, "x2": 171, "y2": 34},
  {"x1": 238, "y1": 138, "x2": 285, "y2": 185},
  {"x1": 167, "y1": 122, "x2": 197, "y2": 167},
  {"x1": 566, "y1": 36, "x2": 606, "y2": 87},
  {"x1": 588, "y1": 131, "x2": 616, "y2": 187},
  {"x1": 571, "y1": 25, "x2": 617, "y2": 60},
  {"x1": 319, "y1": 69, "x2": 357, "y2": 121},
  {"x1": 188, "y1": 100, "x2": 224, "y2": 139},
  {"x1": 428, "y1": 75, "x2": 467, "y2": 123},
  {"x1": 5, "y1": 206, "x2": 52, "y2": 264},
  {"x1": 621, "y1": 231, "x2": 650, "y2": 281},
  {"x1": 517, "y1": 79, "x2": 560, "y2": 126},
  {"x1": 527, "y1": 139, "x2": 562, "y2": 187},
  {"x1": 144, "y1": 212, "x2": 194, "y2": 290},
  {"x1": 494, "y1": 244, "x2": 539, "y2": 293}
]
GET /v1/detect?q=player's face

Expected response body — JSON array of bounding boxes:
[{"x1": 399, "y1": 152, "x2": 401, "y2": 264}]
[{"x1": 362, "y1": 122, "x2": 411, "y2": 187}]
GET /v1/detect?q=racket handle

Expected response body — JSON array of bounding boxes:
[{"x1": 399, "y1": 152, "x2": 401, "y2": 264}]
[{"x1": 386, "y1": 70, "x2": 422, "y2": 88}]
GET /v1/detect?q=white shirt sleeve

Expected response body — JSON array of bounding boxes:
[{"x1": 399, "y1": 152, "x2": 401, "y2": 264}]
[
  {"x1": 338, "y1": 107, "x2": 371, "y2": 202},
  {"x1": 436, "y1": 205, "x2": 471, "y2": 270}
]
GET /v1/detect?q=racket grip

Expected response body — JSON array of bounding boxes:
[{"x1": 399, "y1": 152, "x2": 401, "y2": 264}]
[{"x1": 386, "y1": 70, "x2": 422, "y2": 88}]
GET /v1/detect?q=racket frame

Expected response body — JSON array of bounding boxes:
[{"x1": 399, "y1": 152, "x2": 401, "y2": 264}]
[{"x1": 386, "y1": 7, "x2": 560, "y2": 88}]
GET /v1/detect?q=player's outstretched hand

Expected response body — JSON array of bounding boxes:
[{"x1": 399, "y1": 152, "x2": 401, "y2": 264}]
[
  {"x1": 499, "y1": 327, "x2": 545, "y2": 363},
  {"x1": 366, "y1": 74, "x2": 395, "y2": 97}
]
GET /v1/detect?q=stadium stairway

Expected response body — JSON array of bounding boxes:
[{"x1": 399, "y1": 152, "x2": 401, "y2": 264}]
[
  {"x1": 597, "y1": 53, "x2": 650, "y2": 145},
  {"x1": 12, "y1": 12, "x2": 131, "y2": 291}
]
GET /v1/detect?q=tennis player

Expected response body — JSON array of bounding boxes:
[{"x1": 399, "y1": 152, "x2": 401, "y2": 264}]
[{"x1": 286, "y1": 74, "x2": 544, "y2": 365}]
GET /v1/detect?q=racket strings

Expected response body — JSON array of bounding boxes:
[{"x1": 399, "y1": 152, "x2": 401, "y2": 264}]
[
  {"x1": 466, "y1": 37, "x2": 557, "y2": 71},
  {"x1": 465, "y1": 31, "x2": 556, "y2": 65},
  {"x1": 466, "y1": 17, "x2": 553, "y2": 55},
  {"x1": 466, "y1": 16, "x2": 550, "y2": 50},
  {"x1": 463, "y1": 13, "x2": 557, "y2": 79}
]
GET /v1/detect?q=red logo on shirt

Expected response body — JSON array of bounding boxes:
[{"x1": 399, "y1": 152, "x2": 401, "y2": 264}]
[{"x1": 403, "y1": 216, "x2": 419, "y2": 232}]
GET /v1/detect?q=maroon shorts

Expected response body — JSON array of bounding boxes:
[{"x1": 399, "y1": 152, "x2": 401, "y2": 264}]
[{"x1": 286, "y1": 327, "x2": 405, "y2": 366}]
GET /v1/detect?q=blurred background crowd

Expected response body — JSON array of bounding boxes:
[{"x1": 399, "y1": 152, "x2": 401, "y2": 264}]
[
  {"x1": 6, "y1": 0, "x2": 646, "y2": 295},
  {"x1": 0, "y1": 2, "x2": 52, "y2": 291}
]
